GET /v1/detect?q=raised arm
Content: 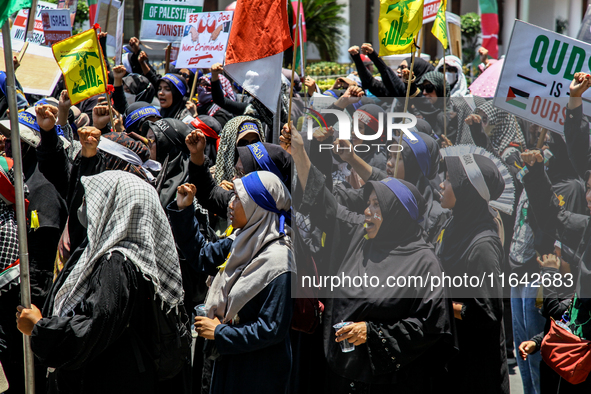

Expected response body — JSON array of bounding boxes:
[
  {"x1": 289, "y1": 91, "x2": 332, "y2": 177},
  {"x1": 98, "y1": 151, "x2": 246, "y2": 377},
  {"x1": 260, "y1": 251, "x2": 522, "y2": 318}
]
[{"x1": 564, "y1": 73, "x2": 591, "y2": 179}]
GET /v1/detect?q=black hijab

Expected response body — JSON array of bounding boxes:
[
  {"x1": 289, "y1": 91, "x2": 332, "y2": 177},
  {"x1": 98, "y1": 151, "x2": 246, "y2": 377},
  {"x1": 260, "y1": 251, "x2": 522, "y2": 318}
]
[
  {"x1": 404, "y1": 57, "x2": 435, "y2": 81},
  {"x1": 438, "y1": 154, "x2": 505, "y2": 272},
  {"x1": 123, "y1": 73, "x2": 156, "y2": 104},
  {"x1": 399, "y1": 131, "x2": 440, "y2": 185},
  {"x1": 236, "y1": 142, "x2": 292, "y2": 189},
  {"x1": 143, "y1": 118, "x2": 191, "y2": 207},
  {"x1": 158, "y1": 74, "x2": 188, "y2": 119},
  {"x1": 325, "y1": 178, "x2": 454, "y2": 383}
]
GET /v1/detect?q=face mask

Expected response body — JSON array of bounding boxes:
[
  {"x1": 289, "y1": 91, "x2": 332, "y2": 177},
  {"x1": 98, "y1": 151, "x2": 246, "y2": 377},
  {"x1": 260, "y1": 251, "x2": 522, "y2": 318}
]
[
  {"x1": 124, "y1": 92, "x2": 136, "y2": 105},
  {"x1": 445, "y1": 72, "x2": 458, "y2": 85}
]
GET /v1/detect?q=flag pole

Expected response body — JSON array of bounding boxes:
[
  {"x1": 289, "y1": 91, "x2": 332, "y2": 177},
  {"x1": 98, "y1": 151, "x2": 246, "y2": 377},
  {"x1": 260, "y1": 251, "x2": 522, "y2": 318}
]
[
  {"x1": 287, "y1": 0, "x2": 302, "y2": 127},
  {"x1": 165, "y1": 43, "x2": 171, "y2": 74},
  {"x1": 25, "y1": 0, "x2": 39, "y2": 42},
  {"x1": 394, "y1": 40, "x2": 417, "y2": 179},
  {"x1": 96, "y1": 27, "x2": 116, "y2": 130},
  {"x1": 2, "y1": 21, "x2": 35, "y2": 394},
  {"x1": 189, "y1": 71, "x2": 198, "y2": 101},
  {"x1": 443, "y1": 51, "x2": 447, "y2": 137}
]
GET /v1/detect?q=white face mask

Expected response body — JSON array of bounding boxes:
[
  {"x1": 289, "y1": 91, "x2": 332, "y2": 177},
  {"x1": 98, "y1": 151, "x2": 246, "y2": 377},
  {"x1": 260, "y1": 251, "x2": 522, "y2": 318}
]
[
  {"x1": 124, "y1": 92, "x2": 136, "y2": 105},
  {"x1": 445, "y1": 72, "x2": 458, "y2": 85}
]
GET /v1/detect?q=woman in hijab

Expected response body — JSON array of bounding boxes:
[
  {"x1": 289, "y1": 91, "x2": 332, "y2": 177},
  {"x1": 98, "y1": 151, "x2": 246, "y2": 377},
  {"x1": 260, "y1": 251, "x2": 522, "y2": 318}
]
[
  {"x1": 332, "y1": 129, "x2": 450, "y2": 243},
  {"x1": 435, "y1": 153, "x2": 510, "y2": 394},
  {"x1": 192, "y1": 171, "x2": 295, "y2": 394},
  {"x1": 287, "y1": 121, "x2": 455, "y2": 392},
  {"x1": 124, "y1": 101, "x2": 162, "y2": 135},
  {"x1": 141, "y1": 118, "x2": 192, "y2": 207},
  {"x1": 157, "y1": 74, "x2": 191, "y2": 120},
  {"x1": 414, "y1": 71, "x2": 454, "y2": 140},
  {"x1": 435, "y1": 55, "x2": 469, "y2": 98},
  {"x1": 16, "y1": 171, "x2": 189, "y2": 394},
  {"x1": 195, "y1": 72, "x2": 234, "y2": 127},
  {"x1": 189, "y1": 115, "x2": 223, "y2": 164},
  {"x1": 112, "y1": 66, "x2": 156, "y2": 115}
]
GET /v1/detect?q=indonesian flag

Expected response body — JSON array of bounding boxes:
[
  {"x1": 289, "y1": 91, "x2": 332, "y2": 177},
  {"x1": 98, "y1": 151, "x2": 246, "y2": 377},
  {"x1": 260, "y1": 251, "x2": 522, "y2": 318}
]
[
  {"x1": 479, "y1": 0, "x2": 499, "y2": 59},
  {"x1": 224, "y1": 0, "x2": 292, "y2": 113}
]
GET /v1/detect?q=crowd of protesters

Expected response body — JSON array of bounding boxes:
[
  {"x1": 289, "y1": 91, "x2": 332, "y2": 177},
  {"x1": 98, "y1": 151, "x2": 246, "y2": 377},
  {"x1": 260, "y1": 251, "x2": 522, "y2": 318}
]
[{"x1": 0, "y1": 30, "x2": 590, "y2": 394}]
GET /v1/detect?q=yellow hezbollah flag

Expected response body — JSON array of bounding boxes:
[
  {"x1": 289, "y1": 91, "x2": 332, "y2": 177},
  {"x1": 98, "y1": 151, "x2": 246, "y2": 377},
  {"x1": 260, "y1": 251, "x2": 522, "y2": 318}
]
[
  {"x1": 432, "y1": 0, "x2": 448, "y2": 49},
  {"x1": 379, "y1": 0, "x2": 424, "y2": 55},
  {"x1": 52, "y1": 28, "x2": 106, "y2": 105}
]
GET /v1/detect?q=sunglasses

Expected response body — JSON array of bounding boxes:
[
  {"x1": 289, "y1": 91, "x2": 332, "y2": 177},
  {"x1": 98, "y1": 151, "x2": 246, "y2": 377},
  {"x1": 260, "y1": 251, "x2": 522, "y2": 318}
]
[
  {"x1": 397, "y1": 64, "x2": 408, "y2": 71},
  {"x1": 421, "y1": 84, "x2": 435, "y2": 93}
]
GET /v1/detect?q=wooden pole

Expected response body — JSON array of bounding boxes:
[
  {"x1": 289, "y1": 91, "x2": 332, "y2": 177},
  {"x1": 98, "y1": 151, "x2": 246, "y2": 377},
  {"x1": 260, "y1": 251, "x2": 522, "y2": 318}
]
[
  {"x1": 394, "y1": 41, "x2": 417, "y2": 178},
  {"x1": 17, "y1": 42, "x2": 29, "y2": 64},
  {"x1": 164, "y1": 43, "x2": 171, "y2": 73},
  {"x1": 443, "y1": 52, "x2": 447, "y2": 137},
  {"x1": 96, "y1": 28, "x2": 116, "y2": 130},
  {"x1": 536, "y1": 127, "x2": 548, "y2": 149},
  {"x1": 189, "y1": 70, "x2": 199, "y2": 101},
  {"x1": 287, "y1": 0, "x2": 302, "y2": 127}
]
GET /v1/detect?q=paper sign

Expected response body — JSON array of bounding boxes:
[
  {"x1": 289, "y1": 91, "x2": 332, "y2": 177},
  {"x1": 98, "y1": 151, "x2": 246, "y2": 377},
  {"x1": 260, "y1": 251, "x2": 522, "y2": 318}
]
[
  {"x1": 175, "y1": 11, "x2": 233, "y2": 68},
  {"x1": 0, "y1": 41, "x2": 62, "y2": 96},
  {"x1": 140, "y1": 0, "x2": 204, "y2": 42},
  {"x1": 41, "y1": 9, "x2": 72, "y2": 45},
  {"x1": 57, "y1": 0, "x2": 79, "y2": 28},
  {"x1": 493, "y1": 21, "x2": 591, "y2": 135},
  {"x1": 11, "y1": 1, "x2": 58, "y2": 46},
  {"x1": 96, "y1": 0, "x2": 122, "y2": 47}
]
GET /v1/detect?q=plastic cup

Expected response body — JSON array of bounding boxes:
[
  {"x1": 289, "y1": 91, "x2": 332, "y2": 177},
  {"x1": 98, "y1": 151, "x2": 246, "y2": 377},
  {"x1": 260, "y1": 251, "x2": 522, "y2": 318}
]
[
  {"x1": 195, "y1": 304, "x2": 208, "y2": 317},
  {"x1": 333, "y1": 321, "x2": 355, "y2": 353}
]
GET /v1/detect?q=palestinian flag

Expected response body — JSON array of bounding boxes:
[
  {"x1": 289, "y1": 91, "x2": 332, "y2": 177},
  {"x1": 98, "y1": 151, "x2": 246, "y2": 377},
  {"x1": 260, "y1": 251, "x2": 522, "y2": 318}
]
[
  {"x1": 88, "y1": 0, "x2": 98, "y2": 25},
  {"x1": 506, "y1": 87, "x2": 529, "y2": 110},
  {"x1": 479, "y1": 0, "x2": 498, "y2": 59},
  {"x1": 0, "y1": 0, "x2": 31, "y2": 29},
  {"x1": 291, "y1": 0, "x2": 307, "y2": 75}
]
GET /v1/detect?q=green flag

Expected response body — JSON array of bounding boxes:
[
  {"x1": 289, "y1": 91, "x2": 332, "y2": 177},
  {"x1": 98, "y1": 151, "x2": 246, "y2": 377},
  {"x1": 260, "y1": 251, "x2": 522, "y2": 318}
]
[{"x1": 0, "y1": 0, "x2": 32, "y2": 30}]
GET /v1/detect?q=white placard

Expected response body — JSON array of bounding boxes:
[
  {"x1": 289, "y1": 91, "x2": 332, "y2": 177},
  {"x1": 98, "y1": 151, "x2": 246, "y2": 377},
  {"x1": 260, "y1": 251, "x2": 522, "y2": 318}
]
[
  {"x1": 11, "y1": 1, "x2": 58, "y2": 46},
  {"x1": 41, "y1": 9, "x2": 72, "y2": 45},
  {"x1": 493, "y1": 21, "x2": 591, "y2": 134},
  {"x1": 175, "y1": 11, "x2": 233, "y2": 68}
]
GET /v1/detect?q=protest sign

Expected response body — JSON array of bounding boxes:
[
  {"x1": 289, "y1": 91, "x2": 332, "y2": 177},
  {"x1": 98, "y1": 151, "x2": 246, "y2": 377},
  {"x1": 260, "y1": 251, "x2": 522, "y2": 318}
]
[
  {"x1": 57, "y1": 0, "x2": 78, "y2": 28},
  {"x1": 140, "y1": 0, "x2": 204, "y2": 43},
  {"x1": 0, "y1": 40, "x2": 62, "y2": 96},
  {"x1": 175, "y1": 11, "x2": 233, "y2": 68},
  {"x1": 11, "y1": 1, "x2": 57, "y2": 46},
  {"x1": 493, "y1": 21, "x2": 591, "y2": 135},
  {"x1": 41, "y1": 9, "x2": 72, "y2": 45},
  {"x1": 96, "y1": 0, "x2": 122, "y2": 47},
  {"x1": 423, "y1": 0, "x2": 441, "y2": 24}
]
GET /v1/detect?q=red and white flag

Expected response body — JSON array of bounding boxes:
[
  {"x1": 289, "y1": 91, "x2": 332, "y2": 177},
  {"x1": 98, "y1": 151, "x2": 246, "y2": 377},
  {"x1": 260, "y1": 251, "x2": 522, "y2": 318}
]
[{"x1": 224, "y1": 0, "x2": 292, "y2": 113}]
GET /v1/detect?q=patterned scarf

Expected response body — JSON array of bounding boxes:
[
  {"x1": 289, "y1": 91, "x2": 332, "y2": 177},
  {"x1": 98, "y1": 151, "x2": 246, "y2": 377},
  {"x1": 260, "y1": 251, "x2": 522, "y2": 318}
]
[
  {"x1": 52, "y1": 171, "x2": 184, "y2": 316},
  {"x1": 214, "y1": 116, "x2": 264, "y2": 184},
  {"x1": 0, "y1": 157, "x2": 25, "y2": 294},
  {"x1": 198, "y1": 74, "x2": 236, "y2": 117},
  {"x1": 478, "y1": 101, "x2": 525, "y2": 155}
]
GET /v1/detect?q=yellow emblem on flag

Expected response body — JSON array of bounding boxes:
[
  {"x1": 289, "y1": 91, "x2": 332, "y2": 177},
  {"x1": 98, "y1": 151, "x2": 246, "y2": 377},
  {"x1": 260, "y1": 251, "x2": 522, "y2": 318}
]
[
  {"x1": 431, "y1": 0, "x2": 448, "y2": 49},
  {"x1": 52, "y1": 28, "x2": 106, "y2": 105},
  {"x1": 379, "y1": 0, "x2": 424, "y2": 56}
]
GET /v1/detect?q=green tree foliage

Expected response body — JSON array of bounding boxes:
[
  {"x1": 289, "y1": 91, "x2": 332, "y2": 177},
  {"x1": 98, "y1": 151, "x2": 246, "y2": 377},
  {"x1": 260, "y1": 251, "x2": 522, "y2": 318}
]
[
  {"x1": 461, "y1": 12, "x2": 481, "y2": 63},
  {"x1": 289, "y1": 0, "x2": 346, "y2": 61}
]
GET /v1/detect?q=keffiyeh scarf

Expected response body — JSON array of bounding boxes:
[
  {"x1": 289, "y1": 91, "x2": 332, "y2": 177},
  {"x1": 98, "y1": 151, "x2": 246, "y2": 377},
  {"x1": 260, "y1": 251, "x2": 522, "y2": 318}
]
[
  {"x1": 0, "y1": 157, "x2": 20, "y2": 294},
  {"x1": 52, "y1": 171, "x2": 184, "y2": 316},
  {"x1": 479, "y1": 101, "x2": 525, "y2": 154}
]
